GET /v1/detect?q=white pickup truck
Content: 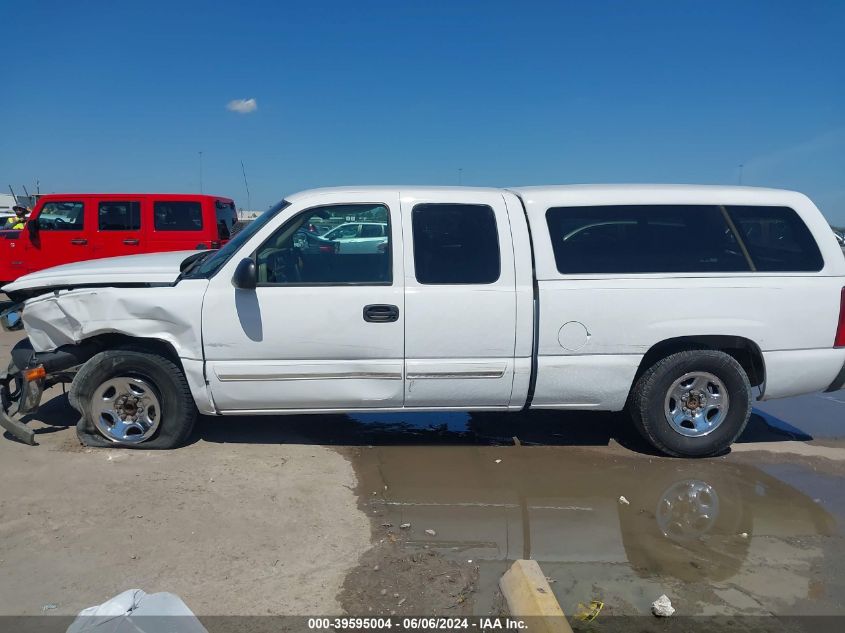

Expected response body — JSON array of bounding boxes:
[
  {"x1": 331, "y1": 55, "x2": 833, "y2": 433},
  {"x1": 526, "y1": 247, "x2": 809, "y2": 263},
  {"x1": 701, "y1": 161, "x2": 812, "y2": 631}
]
[{"x1": 1, "y1": 185, "x2": 843, "y2": 456}]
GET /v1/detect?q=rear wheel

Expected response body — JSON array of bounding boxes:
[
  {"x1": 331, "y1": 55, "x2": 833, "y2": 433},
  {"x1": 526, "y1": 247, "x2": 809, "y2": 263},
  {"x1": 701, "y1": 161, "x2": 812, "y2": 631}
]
[
  {"x1": 71, "y1": 350, "x2": 196, "y2": 449},
  {"x1": 629, "y1": 350, "x2": 751, "y2": 457}
]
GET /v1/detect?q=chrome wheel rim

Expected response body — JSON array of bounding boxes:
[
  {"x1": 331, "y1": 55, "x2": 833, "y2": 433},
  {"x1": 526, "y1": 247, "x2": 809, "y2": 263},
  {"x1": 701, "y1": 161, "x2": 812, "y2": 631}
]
[
  {"x1": 656, "y1": 479, "x2": 720, "y2": 540},
  {"x1": 664, "y1": 371, "x2": 729, "y2": 437},
  {"x1": 91, "y1": 376, "x2": 161, "y2": 444}
]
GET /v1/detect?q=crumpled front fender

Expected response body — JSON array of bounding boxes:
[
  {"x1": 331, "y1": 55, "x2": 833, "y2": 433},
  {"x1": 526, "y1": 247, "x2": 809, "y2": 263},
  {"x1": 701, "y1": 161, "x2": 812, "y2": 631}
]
[{"x1": 21, "y1": 282, "x2": 209, "y2": 359}]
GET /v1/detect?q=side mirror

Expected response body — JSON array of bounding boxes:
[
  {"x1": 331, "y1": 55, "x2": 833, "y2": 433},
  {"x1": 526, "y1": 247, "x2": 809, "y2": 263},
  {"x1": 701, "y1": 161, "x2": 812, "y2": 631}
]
[
  {"x1": 232, "y1": 258, "x2": 257, "y2": 289},
  {"x1": 27, "y1": 218, "x2": 38, "y2": 238}
]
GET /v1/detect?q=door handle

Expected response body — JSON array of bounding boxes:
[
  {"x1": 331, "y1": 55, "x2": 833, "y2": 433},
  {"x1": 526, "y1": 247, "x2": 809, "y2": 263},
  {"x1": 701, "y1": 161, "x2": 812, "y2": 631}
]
[
  {"x1": 363, "y1": 304, "x2": 399, "y2": 323},
  {"x1": 70, "y1": 238, "x2": 88, "y2": 245},
  {"x1": 123, "y1": 238, "x2": 140, "y2": 245}
]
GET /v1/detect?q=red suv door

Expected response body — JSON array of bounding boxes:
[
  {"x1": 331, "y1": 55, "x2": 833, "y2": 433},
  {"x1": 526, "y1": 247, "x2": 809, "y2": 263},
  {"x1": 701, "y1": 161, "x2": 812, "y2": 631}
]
[
  {"x1": 91, "y1": 198, "x2": 145, "y2": 259},
  {"x1": 28, "y1": 199, "x2": 91, "y2": 272}
]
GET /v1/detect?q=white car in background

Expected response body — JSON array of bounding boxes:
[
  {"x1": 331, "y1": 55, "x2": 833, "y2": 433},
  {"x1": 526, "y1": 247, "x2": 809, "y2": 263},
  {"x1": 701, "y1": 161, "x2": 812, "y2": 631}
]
[{"x1": 323, "y1": 222, "x2": 388, "y2": 253}]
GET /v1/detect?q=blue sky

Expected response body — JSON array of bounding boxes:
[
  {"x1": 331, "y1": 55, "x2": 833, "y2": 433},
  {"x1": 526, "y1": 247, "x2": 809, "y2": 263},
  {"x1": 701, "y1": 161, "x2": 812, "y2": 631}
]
[{"x1": 2, "y1": 0, "x2": 844, "y2": 223}]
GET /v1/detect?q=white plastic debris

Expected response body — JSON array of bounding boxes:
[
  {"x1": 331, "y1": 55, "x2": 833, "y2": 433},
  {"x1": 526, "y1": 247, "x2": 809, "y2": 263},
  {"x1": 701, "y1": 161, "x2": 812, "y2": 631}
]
[
  {"x1": 494, "y1": 459, "x2": 502, "y2": 464},
  {"x1": 651, "y1": 594, "x2": 675, "y2": 617},
  {"x1": 425, "y1": 529, "x2": 436, "y2": 536},
  {"x1": 399, "y1": 522, "x2": 411, "y2": 529},
  {"x1": 740, "y1": 532, "x2": 748, "y2": 538},
  {"x1": 66, "y1": 589, "x2": 207, "y2": 633},
  {"x1": 618, "y1": 495, "x2": 630, "y2": 505}
]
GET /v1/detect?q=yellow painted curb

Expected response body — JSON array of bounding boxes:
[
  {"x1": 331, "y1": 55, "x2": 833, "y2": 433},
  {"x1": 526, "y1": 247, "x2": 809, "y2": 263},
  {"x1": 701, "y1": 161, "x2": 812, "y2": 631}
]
[{"x1": 499, "y1": 560, "x2": 573, "y2": 633}]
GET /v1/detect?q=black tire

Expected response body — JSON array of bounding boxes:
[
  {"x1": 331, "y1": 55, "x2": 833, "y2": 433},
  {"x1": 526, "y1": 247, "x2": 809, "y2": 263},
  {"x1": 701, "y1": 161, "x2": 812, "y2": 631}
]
[
  {"x1": 629, "y1": 350, "x2": 751, "y2": 457},
  {"x1": 70, "y1": 349, "x2": 196, "y2": 449}
]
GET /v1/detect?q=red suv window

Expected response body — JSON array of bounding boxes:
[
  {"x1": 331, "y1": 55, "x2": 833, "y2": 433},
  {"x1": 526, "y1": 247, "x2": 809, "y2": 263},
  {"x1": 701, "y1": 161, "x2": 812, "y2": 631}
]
[{"x1": 154, "y1": 201, "x2": 203, "y2": 231}]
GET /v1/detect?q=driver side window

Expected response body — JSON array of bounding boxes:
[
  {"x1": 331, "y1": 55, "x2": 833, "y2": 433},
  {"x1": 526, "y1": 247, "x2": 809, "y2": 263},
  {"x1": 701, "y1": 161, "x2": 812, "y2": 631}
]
[
  {"x1": 37, "y1": 201, "x2": 85, "y2": 231},
  {"x1": 255, "y1": 204, "x2": 391, "y2": 285}
]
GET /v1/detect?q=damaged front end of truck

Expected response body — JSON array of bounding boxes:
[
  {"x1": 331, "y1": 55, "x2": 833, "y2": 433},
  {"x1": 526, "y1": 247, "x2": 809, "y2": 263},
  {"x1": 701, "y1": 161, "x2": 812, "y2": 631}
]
[
  {"x1": 0, "y1": 300, "x2": 104, "y2": 444},
  {"x1": 0, "y1": 250, "x2": 210, "y2": 446}
]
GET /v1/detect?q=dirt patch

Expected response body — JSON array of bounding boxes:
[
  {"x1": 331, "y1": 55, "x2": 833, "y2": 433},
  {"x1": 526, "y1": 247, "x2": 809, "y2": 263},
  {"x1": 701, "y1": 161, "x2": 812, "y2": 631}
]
[{"x1": 339, "y1": 534, "x2": 478, "y2": 616}]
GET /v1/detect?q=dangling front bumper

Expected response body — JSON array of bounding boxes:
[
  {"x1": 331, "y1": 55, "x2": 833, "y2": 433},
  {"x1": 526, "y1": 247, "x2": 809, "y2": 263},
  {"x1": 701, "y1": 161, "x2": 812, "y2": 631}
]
[
  {"x1": 0, "y1": 365, "x2": 45, "y2": 445},
  {"x1": 0, "y1": 338, "x2": 104, "y2": 445}
]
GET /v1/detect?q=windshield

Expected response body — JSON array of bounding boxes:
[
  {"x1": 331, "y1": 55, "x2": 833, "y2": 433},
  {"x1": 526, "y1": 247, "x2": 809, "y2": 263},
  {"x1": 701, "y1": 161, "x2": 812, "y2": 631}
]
[{"x1": 188, "y1": 200, "x2": 290, "y2": 278}]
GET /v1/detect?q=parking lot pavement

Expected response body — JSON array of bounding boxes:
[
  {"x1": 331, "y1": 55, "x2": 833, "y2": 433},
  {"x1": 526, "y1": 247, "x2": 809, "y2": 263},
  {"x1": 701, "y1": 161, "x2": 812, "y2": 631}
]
[{"x1": 0, "y1": 326, "x2": 844, "y2": 619}]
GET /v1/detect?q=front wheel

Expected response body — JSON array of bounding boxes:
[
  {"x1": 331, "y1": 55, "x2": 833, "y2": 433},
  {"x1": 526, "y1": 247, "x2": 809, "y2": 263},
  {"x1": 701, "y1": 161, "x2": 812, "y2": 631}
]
[
  {"x1": 71, "y1": 350, "x2": 196, "y2": 449},
  {"x1": 629, "y1": 350, "x2": 752, "y2": 457}
]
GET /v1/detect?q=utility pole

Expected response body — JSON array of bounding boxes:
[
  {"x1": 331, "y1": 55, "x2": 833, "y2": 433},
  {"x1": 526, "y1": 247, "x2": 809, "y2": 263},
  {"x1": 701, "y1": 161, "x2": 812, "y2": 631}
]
[
  {"x1": 198, "y1": 151, "x2": 204, "y2": 193},
  {"x1": 240, "y1": 160, "x2": 251, "y2": 212}
]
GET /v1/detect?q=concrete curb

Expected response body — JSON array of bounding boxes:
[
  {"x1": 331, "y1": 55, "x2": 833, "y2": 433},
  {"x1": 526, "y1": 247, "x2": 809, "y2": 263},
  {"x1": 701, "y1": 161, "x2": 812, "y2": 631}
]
[{"x1": 499, "y1": 560, "x2": 573, "y2": 633}]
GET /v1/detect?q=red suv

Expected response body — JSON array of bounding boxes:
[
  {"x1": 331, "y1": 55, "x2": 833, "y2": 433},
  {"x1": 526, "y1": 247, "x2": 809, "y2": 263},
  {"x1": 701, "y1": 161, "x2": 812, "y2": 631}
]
[{"x1": 0, "y1": 193, "x2": 237, "y2": 284}]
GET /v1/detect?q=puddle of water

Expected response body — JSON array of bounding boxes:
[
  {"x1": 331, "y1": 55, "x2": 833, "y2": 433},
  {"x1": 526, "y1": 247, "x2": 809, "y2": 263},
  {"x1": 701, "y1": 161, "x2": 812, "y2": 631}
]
[{"x1": 350, "y1": 443, "x2": 840, "y2": 615}]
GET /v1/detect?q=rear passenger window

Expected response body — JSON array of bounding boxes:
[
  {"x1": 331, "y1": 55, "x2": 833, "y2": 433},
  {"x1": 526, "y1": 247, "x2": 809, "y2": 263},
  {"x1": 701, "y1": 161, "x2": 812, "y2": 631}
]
[
  {"x1": 726, "y1": 206, "x2": 824, "y2": 272},
  {"x1": 98, "y1": 201, "x2": 140, "y2": 231},
  {"x1": 37, "y1": 201, "x2": 85, "y2": 231},
  {"x1": 545, "y1": 205, "x2": 751, "y2": 274},
  {"x1": 154, "y1": 201, "x2": 203, "y2": 231},
  {"x1": 412, "y1": 204, "x2": 500, "y2": 284}
]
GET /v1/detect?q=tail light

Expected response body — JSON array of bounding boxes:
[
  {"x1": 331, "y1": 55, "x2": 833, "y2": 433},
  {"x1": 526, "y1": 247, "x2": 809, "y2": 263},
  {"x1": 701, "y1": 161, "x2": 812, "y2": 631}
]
[{"x1": 835, "y1": 287, "x2": 845, "y2": 348}]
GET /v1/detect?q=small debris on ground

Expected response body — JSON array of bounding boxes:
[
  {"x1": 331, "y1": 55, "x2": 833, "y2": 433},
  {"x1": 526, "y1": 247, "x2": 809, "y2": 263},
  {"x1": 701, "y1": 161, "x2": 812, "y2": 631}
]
[
  {"x1": 618, "y1": 495, "x2": 630, "y2": 505},
  {"x1": 652, "y1": 594, "x2": 675, "y2": 617},
  {"x1": 425, "y1": 529, "x2": 437, "y2": 536},
  {"x1": 494, "y1": 459, "x2": 502, "y2": 464},
  {"x1": 380, "y1": 589, "x2": 387, "y2": 596},
  {"x1": 400, "y1": 523, "x2": 411, "y2": 529},
  {"x1": 740, "y1": 532, "x2": 749, "y2": 538},
  {"x1": 41, "y1": 604, "x2": 57, "y2": 611},
  {"x1": 373, "y1": 565, "x2": 380, "y2": 571},
  {"x1": 575, "y1": 600, "x2": 604, "y2": 622}
]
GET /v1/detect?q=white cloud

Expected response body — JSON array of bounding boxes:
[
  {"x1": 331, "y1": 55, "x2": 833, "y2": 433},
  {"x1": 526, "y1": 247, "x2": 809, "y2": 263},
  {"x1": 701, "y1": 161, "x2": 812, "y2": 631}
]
[{"x1": 226, "y1": 98, "x2": 258, "y2": 114}]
